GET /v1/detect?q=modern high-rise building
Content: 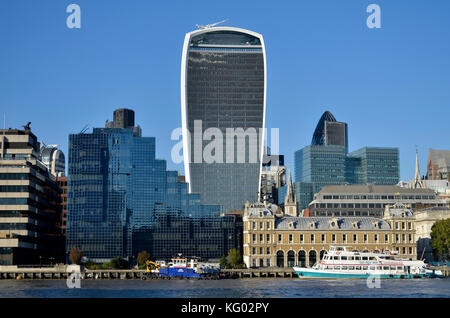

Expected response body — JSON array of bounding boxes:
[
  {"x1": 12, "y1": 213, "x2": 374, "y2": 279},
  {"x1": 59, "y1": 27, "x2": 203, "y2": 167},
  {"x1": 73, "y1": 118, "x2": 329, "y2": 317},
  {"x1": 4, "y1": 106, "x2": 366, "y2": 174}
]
[
  {"x1": 311, "y1": 111, "x2": 348, "y2": 153},
  {"x1": 67, "y1": 109, "x2": 237, "y2": 262},
  {"x1": 0, "y1": 127, "x2": 64, "y2": 265},
  {"x1": 347, "y1": 147, "x2": 399, "y2": 185},
  {"x1": 289, "y1": 112, "x2": 400, "y2": 212},
  {"x1": 181, "y1": 26, "x2": 266, "y2": 212}
]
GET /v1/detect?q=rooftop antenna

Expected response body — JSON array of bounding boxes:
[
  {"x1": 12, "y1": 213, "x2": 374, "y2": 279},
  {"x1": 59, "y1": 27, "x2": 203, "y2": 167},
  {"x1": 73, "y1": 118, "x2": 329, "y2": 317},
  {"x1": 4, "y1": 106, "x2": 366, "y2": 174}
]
[
  {"x1": 196, "y1": 19, "x2": 228, "y2": 30},
  {"x1": 3, "y1": 113, "x2": 5, "y2": 129},
  {"x1": 80, "y1": 124, "x2": 89, "y2": 134}
]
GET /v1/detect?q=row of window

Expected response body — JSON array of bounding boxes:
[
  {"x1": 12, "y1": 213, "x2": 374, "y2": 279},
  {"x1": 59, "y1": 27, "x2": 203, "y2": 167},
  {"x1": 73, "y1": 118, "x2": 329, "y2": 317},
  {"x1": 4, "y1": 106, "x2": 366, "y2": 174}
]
[
  {"x1": 250, "y1": 233, "x2": 414, "y2": 244},
  {"x1": 321, "y1": 194, "x2": 435, "y2": 200}
]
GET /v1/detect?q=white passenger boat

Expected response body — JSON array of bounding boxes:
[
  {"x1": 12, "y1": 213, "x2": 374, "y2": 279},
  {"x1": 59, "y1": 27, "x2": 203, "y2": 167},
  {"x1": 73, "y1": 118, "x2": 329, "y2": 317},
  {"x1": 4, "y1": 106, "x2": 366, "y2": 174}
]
[{"x1": 293, "y1": 246, "x2": 443, "y2": 279}]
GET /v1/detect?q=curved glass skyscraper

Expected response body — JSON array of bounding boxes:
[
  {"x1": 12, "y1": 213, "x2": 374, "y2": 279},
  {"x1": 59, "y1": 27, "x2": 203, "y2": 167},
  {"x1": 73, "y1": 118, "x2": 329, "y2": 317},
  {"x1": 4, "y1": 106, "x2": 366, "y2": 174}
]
[{"x1": 181, "y1": 26, "x2": 266, "y2": 212}]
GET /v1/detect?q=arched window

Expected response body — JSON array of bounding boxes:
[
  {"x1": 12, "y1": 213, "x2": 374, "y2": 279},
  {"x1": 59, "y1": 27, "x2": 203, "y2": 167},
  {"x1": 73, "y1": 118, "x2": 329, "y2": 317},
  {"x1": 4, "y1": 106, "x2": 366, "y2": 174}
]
[
  {"x1": 298, "y1": 250, "x2": 306, "y2": 267},
  {"x1": 309, "y1": 250, "x2": 317, "y2": 267},
  {"x1": 276, "y1": 251, "x2": 284, "y2": 268},
  {"x1": 287, "y1": 251, "x2": 295, "y2": 267}
]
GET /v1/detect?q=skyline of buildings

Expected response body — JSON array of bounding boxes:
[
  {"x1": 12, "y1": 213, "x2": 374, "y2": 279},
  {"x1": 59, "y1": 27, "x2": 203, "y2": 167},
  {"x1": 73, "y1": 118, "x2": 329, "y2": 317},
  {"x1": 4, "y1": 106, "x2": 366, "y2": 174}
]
[{"x1": 0, "y1": 22, "x2": 448, "y2": 266}]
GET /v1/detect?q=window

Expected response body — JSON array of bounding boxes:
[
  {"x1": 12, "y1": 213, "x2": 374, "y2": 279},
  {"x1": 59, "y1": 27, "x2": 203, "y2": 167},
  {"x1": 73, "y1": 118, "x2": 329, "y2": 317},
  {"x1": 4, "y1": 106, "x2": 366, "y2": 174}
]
[
  {"x1": 259, "y1": 234, "x2": 263, "y2": 242},
  {"x1": 332, "y1": 234, "x2": 336, "y2": 243},
  {"x1": 408, "y1": 234, "x2": 412, "y2": 242},
  {"x1": 342, "y1": 234, "x2": 346, "y2": 242},
  {"x1": 300, "y1": 234, "x2": 304, "y2": 242},
  {"x1": 364, "y1": 234, "x2": 368, "y2": 243},
  {"x1": 362, "y1": 257, "x2": 368, "y2": 260},
  {"x1": 266, "y1": 222, "x2": 270, "y2": 230},
  {"x1": 353, "y1": 234, "x2": 357, "y2": 242},
  {"x1": 266, "y1": 234, "x2": 270, "y2": 243},
  {"x1": 385, "y1": 234, "x2": 389, "y2": 242},
  {"x1": 252, "y1": 222, "x2": 256, "y2": 230},
  {"x1": 342, "y1": 266, "x2": 348, "y2": 270},
  {"x1": 259, "y1": 247, "x2": 263, "y2": 255},
  {"x1": 402, "y1": 247, "x2": 406, "y2": 254},
  {"x1": 341, "y1": 256, "x2": 347, "y2": 260},
  {"x1": 259, "y1": 222, "x2": 263, "y2": 230},
  {"x1": 289, "y1": 234, "x2": 293, "y2": 243},
  {"x1": 401, "y1": 222, "x2": 405, "y2": 230},
  {"x1": 266, "y1": 259, "x2": 271, "y2": 267},
  {"x1": 321, "y1": 234, "x2": 325, "y2": 243},
  {"x1": 374, "y1": 234, "x2": 378, "y2": 242},
  {"x1": 278, "y1": 234, "x2": 282, "y2": 243},
  {"x1": 395, "y1": 222, "x2": 399, "y2": 229},
  {"x1": 252, "y1": 248, "x2": 256, "y2": 255},
  {"x1": 409, "y1": 247, "x2": 412, "y2": 255},
  {"x1": 266, "y1": 247, "x2": 270, "y2": 255},
  {"x1": 383, "y1": 266, "x2": 389, "y2": 270},
  {"x1": 252, "y1": 234, "x2": 256, "y2": 243},
  {"x1": 310, "y1": 234, "x2": 314, "y2": 242}
]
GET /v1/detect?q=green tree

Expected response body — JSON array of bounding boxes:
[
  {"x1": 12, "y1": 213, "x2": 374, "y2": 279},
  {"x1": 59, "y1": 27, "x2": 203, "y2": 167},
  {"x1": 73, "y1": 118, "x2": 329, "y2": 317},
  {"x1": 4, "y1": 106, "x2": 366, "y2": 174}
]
[
  {"x1": 430, "y1": 219, "x2": 450, "y2": 261},
  {"x1": 69, "y1": 247, "x2": 83, "y2": 265},
  {"x1": 219, "y1": 255, "x2": 229, "y2": 269},
  {"x1": 227, "y1": 248, "x2": 243, "y2": 269},
  {"x1": 110, "y1": 257, "x2": 130, "y2": 269},
  {"x1": 137, "y1": 250, "x2": 150, "y2": 265}
]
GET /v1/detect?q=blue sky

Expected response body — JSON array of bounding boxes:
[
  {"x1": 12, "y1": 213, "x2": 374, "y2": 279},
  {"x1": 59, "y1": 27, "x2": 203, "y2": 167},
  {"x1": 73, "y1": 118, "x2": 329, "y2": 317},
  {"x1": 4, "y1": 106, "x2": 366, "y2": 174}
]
[{"x1": 1, "y1": 0, "x2": 449, "y2": 181}]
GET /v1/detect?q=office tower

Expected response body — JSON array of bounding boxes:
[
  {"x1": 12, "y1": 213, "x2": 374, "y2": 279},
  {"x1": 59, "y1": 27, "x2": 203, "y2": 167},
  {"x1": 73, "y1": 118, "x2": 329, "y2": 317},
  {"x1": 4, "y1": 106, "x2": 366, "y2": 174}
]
[
  {"x1": 181, "y1": 26, "x2": 266, "y2": 212},
  {"x1": 427, "y1": 149, "x2": 450, "y2": 181},
  {"x1": 347, "y1": 147, "x2": 399, "y2": 185},
  {"x1": 67, "y1": 109, "x2": 237, "y2": 262},
  {"x1": 311, "y1": 111, "x2": 348, "y2": 153},
  {"x1": 0, "y1": 127, "x2": 64, "y2": 265},
  {"x1": 40, "y1": 143, "x2": 65, "y2": 177}
]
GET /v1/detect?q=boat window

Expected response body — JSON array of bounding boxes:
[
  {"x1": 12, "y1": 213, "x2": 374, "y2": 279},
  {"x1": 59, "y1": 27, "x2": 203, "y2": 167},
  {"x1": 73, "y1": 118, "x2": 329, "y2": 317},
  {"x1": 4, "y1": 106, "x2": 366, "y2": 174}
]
[
  {"x1": 369, "y1": 257, "x2": 376, "y2": 260},
  {"x1": 362, "y1": 257, "x2": 368, "y2": 260},
  {"x1": 369, "y1": 266, "x2": 375, "y2": 270},
  {"x1": 355, "y1": 256, "x2": 361, "y2": 260},
  {"x1": 348, "y1": 256, "x2": 354, "y2": 260},
  {"x1": 341, "y1": 256, "x2": 347, "y2": 260},
  {"x1": 356, "y1": 266, "x2": 362, "y2": 270},
  {"x1": 390, "y1": 266, "x2": 396, "y2": 270},
  {"x1": 383, "y1": 266, "x2": 389, "y2": 270},
  {"x1": 363, "y1": 266, "x2": 368, "y2": 270},
  {"x1": 333, "y1": 256, "x2": 339, "y2": 260},
  {"x1": 342, "y1": 266, "x2": 348, "y2": 270},
  {"x1": 376, "y1": 266, "x2": 382, "y2": 270},
  {"x1": 397, "y1": 266, "x2": 403, "y2": 270},
  {"x1": 334, "y1": 266, "x2": 341, "y2": 270},
  {"x1": 348, "y1": 266, "x2": 355, "y2": 270}
]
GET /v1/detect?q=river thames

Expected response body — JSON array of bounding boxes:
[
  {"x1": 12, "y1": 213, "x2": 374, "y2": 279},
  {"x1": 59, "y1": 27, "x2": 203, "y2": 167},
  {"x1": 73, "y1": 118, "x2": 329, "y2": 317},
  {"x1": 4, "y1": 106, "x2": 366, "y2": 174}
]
[{"x1": 0, "y1": 278, "x2": 449, "y2": 298}]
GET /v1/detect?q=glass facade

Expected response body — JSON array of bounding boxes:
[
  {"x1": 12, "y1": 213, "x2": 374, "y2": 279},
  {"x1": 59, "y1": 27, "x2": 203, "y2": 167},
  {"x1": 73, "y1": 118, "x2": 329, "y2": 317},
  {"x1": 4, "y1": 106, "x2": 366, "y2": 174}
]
[
  {"x1": 183, "y1": 28, "x2": 265, "y2": 213},
  {"x1": 67, "y1": 125, "x2": 237, "y2": 261},
  {"x1": 347, "y1": 147, "x2": 399, "y2": 185}
]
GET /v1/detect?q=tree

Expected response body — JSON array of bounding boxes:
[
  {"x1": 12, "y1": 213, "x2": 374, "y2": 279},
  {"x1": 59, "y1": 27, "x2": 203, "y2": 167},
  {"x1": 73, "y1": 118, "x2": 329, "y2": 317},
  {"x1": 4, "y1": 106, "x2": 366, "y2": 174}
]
[
  {"x1": 219, "y1": 255, "x2": 229, "y2": 269},
  {"x1": 110, "y1": 257, "x2": 130, "y2": 269},
  {"x1": 69, "y1": 247, "x2": 83, "y2": 265},
  {"x1": 430, "y1": 219, "x2": 450, "y2": 261},
  {"x1": 227, "y1": 248, "x2": 243, "y2": 269},
  {"x1": 137, "y1": 250, "x2": 150, "y2": 265}
]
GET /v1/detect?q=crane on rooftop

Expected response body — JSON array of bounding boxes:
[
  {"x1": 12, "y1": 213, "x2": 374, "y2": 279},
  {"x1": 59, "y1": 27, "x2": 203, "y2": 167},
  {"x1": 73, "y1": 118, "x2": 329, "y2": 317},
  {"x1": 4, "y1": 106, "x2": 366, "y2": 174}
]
[{"x1": 196, "y1": 19, "x2": 228, "y2": 30}]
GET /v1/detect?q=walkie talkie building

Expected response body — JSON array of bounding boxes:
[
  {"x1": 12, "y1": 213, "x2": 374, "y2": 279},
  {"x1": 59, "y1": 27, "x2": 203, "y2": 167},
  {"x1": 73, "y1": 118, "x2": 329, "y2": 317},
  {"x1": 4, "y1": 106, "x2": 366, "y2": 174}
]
[{"x1": 181, "y1": 26, "x2": 267, "y2": 212}]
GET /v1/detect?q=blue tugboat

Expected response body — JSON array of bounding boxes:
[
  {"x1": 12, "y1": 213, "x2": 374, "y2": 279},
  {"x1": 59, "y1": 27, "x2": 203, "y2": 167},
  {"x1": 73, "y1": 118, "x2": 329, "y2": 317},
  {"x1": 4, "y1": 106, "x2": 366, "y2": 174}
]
[{"x1": 142, "y1": 257, "x2": 220, "y2": 280}]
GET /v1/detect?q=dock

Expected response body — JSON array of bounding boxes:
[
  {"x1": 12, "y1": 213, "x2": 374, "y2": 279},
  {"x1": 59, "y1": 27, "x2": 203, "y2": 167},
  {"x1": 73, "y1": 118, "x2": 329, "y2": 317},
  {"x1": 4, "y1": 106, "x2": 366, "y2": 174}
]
[{"x1": 0, "y1": 266, "x2": 448, "y2": 280}]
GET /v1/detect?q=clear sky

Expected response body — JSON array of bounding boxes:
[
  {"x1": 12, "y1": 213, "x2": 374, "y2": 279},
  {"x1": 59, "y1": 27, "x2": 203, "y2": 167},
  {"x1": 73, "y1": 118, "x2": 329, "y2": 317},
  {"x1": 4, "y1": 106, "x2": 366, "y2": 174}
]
[{"x1": 1, "y1": 0, "x2": 449, "y2": 181}]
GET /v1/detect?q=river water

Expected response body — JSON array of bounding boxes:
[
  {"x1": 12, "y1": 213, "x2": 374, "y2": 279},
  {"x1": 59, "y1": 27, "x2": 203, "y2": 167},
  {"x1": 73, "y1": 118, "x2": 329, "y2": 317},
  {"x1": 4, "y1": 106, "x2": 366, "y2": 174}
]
[{"x1": 0, "y1": 278, "x2": 449, "y2": 297}]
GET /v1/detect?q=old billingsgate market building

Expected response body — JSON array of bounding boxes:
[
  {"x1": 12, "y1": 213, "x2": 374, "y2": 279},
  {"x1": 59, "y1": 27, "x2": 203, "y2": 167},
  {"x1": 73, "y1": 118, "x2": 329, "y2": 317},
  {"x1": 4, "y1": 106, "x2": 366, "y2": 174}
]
[{"x1": 243, "y1": 180, "x2": 425, "y2": 268}]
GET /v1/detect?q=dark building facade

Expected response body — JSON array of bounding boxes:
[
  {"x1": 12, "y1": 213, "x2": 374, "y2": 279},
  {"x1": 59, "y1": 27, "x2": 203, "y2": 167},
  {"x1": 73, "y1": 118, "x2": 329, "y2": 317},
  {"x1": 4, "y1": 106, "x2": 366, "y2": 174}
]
[
  {"x1": 67, "y1": 110, "x2": 238, "y2": 262},
  {"x1": 0, "y1": 128, "x2": 64, "y2": 265},
  {"x1": 181, "y1": 26, "x2": 266, "y2": 213}
]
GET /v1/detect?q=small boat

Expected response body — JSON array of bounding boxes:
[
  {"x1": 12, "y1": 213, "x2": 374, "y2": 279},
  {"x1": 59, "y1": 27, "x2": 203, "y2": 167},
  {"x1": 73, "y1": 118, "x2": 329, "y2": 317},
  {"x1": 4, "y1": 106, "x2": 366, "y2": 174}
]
[{"x1": 293, "y1": 246, "x2": 443, "y2": 279}]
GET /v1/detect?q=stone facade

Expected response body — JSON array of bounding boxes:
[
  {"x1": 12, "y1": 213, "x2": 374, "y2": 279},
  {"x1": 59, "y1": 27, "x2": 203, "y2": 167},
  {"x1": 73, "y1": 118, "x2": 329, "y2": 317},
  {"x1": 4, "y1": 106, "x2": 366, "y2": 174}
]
[{"x1": 243, "y1": 202, "x2": 417, "y2": 268}]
